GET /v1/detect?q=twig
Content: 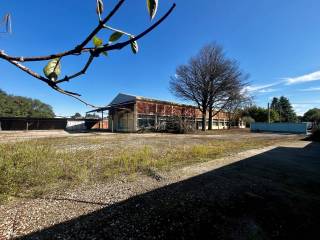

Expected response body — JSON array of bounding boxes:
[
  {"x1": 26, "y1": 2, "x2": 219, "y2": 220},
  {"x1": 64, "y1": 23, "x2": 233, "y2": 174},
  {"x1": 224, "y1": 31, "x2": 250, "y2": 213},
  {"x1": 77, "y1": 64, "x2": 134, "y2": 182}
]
[
  {"x1": 96, "y1": 3, "x2": 176, "y2": 54},
  {"x1": 103, "y1": 24, "x2": 132, "y2": 37},
  {"x1": 0, "y1": 1, "x2": 176, "y2": 63},
  {"x1": 0, "y1": 1, "x2": 177, "y2": 107},
  {"x1": 0, "y1": 0, "x2": 125, "y2": 62},
  {"x1": 53, "y1": 57, "x2": 61, "y2": 72},
  {"x1": 8, "y1": 60, "x2": 50, "y2": 84},
  {"x1": 52, "y1": 85, "x2": 101, "y2": 108},
  {"x1": 8, "y1": 58, "x2": 100, "y2": 107},
  {"x1": 77, "y1": 0, "x2": 126, "y2": 49},
  {"x1": 56, "y1": 54, "x2": 95, "y2": 84}
]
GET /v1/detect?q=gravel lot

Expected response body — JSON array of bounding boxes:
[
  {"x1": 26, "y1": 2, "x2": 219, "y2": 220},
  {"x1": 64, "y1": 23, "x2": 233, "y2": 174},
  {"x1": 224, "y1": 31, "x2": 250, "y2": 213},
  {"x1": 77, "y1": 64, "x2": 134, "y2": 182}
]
[
  {"x1": 1, "y1": 130, "x2": 318, "y2": 239},
  {"x1": 0, "y1": 129, "x2": 300, "y2": 143}
]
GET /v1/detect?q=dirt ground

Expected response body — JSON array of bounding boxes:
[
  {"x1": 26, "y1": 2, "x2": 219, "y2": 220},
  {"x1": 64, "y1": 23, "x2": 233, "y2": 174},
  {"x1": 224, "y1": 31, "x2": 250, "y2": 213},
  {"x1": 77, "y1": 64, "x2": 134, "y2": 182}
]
[
  {"x1": 0, "y1": 129, "x2": 300, "y2": 143},
  {"x1": 0, "y1": 130, "x2": 319, "y2": 239}
]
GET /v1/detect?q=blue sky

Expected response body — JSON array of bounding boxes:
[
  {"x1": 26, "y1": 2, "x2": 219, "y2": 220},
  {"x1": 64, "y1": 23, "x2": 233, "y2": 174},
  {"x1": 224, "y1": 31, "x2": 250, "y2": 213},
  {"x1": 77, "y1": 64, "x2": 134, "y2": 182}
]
[{"x1": 1, "y1": 0, "x2": 320, "y2": 116}]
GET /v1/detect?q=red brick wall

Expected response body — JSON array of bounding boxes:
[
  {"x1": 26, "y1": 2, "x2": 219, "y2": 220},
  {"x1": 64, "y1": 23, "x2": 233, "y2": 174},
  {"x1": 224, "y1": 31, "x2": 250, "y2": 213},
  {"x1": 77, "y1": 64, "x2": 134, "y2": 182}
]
[
  {"x1": 136, "y1": 100, "x2": 197, "y2": 117},
  {"x1": 136, "y1": 100, "x2": 231, "y2": 120},
  {"x1": 91, "y1": 120, "x2": 108, "y2": 129}
]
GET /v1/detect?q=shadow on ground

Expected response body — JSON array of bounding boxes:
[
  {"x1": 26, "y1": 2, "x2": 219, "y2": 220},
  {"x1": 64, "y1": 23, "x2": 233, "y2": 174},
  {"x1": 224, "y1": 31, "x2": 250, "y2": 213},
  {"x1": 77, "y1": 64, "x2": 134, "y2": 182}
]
[{"x1": 18, "y1": 142, "x2": 320, "y2": 240}]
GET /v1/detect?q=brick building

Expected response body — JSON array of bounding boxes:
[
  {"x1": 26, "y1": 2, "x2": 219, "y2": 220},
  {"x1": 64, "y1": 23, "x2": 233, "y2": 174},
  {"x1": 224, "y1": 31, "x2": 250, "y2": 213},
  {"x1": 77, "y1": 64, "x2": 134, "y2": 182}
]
[{"x1": 86, "y1": 93, "x2": 244, "y2": 132}]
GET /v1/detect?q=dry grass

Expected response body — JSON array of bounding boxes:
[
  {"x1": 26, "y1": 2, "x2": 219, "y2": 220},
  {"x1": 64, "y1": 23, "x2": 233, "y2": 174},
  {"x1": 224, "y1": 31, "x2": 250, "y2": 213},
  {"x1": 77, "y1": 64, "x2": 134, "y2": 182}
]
[{"x1": 0, "y1": 133, "x2": 300, "y2": 203}]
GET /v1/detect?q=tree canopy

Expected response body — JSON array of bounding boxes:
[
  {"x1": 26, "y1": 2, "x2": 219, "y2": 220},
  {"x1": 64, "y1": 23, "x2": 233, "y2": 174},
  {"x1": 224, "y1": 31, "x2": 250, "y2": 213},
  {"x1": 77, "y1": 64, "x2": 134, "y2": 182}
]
[
  {"x1": 271, "y1": 96, "x2": 297, "y2": 122},
  {"x1": 303, "y1": 108, "x2": 320, "y2": 123},
  {"x1": 0, "y1": 89, "x2": 55, "y2": 118},
  {"x1": 241, "y1": 106, "x2": 279, "y2": 123},
  {"x1": 71, "y1": 112, "x2": 83, "y2": 119}
]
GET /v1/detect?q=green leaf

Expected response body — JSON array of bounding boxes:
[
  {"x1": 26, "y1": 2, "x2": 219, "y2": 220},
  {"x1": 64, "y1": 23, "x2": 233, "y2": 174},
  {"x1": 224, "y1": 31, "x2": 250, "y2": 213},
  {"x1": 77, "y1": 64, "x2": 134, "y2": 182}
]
[
  {"x1": 109, "y1": 31, "x2": 123, "y2": 42},
  {"x1": 130, "y1": 36, "x2": 139, "y2": 54},
  {"x1": 93, "y1": 36, "x2": 103, "y2": 47},
  {"x1": 146, "y1": 0, "x2": 158, "y2": 20},
  {"x1": 43, "y1": 58, "x2": 61, "y2": 81},
  {"x1": 97, "y1": 45, "x2": 108, "y2": 57},
  {"x1": 96, "y1": 0, "x2": 104, "y2": 15}
]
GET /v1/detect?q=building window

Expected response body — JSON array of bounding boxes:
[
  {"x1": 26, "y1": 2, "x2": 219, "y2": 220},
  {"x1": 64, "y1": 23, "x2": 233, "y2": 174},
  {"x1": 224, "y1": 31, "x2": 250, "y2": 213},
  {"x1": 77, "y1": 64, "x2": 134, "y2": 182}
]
[{"x1": 137, "y1": 114, "x2": 155, "y2": 129}]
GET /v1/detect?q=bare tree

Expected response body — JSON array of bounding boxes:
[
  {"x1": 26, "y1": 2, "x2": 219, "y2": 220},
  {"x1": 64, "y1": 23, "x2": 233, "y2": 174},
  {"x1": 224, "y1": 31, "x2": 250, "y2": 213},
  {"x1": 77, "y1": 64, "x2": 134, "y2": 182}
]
[
  {"x1": 224, "y1": 90, "x2": 252, "y2": 129},
  {"x1": 0, "y1": 0, "x2": 176, "y2": 108},
  {"x1": 170, "y1": 43, "x2": 247, "y2": 131}
]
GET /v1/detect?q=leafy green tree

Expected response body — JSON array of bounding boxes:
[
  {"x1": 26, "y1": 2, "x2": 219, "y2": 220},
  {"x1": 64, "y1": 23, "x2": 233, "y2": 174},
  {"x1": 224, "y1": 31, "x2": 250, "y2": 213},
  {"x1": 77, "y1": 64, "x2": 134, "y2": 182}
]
[
  {"x1": 271, "y1": 97, "x2": 280, "y2": 116},
  {"x1": 71, "y1": 113, "x2": 82, "y2": 119},
  {"x1": 241, "y1": 116, "x2": 255, "y2": 127},
  {"x1": 0, "y1": 89, "x2": 54, "y2": 118},
  {"x1": 241, "y1": 106, "x2": 279, "y2": 123},
  {"x1": 271, "y1": 96, "x2": 296, "y2": 122},
  {"x1": 86, "y1": 113, "x2": 100, "y2": 119},
  {"x1": 241, "y1": 106, "x2": 267, "y2": 122},
  {"x1": 303, "y1": 108, "x2": 320, "y2": 124}
]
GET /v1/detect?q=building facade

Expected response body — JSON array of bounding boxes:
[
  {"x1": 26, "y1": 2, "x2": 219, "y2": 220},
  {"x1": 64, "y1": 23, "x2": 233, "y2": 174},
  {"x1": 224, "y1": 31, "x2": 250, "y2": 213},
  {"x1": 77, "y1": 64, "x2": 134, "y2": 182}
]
[{"x1": 87, "y1": 93, "x2": 244, "y2": 132}]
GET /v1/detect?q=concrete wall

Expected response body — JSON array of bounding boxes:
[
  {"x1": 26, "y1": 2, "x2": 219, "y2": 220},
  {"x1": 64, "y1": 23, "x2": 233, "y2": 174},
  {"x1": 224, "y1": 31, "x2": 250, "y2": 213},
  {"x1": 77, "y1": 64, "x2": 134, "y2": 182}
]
[
  {"x1": 111, "y1": 110, "x2": 135, "y2": 132},
  {"x1": 251, "y1": 122, "x2": 307, "y2": 134}
]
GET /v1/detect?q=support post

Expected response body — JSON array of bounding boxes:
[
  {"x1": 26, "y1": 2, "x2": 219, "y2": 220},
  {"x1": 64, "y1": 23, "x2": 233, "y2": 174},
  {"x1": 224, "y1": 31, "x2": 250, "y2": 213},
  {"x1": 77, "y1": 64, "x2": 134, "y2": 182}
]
[
  {"x1": 112, "y1": 116, "x2": 114, "y2": 132},
  {"x1": 101, "y1": 110, "x2": 104, "y2": 129},
  {"x1": 268, "y1": 102, "x2": 271, "y2": 124}
]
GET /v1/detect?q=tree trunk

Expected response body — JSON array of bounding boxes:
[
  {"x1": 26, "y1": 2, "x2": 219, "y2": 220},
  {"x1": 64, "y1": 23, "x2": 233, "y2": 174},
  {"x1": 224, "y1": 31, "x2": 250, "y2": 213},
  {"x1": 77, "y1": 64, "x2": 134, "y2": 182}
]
[
  {"x1": 208, "y1": 107, "x2": 213, "y2": 130},
  {"x1": 202, "y1": 112, "x2": 206, "y2": 131}
]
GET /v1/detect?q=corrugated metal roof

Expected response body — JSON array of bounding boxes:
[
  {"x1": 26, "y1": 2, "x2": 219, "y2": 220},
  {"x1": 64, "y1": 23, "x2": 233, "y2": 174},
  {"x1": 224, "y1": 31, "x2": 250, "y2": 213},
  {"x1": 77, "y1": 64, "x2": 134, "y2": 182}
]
[
  {"x1": 109, "y1": 93, "x2": 196, "y2": 108},
  {"x1": 109, "y1": 93, "x2": 137, "y2": 106}
]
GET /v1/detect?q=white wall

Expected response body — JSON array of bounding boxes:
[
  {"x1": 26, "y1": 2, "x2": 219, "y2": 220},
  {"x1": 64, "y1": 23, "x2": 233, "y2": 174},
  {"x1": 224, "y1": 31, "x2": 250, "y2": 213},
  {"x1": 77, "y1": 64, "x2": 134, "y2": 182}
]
[{"x1": 66, "y1": 120, "x2": 86, "y2": 131}]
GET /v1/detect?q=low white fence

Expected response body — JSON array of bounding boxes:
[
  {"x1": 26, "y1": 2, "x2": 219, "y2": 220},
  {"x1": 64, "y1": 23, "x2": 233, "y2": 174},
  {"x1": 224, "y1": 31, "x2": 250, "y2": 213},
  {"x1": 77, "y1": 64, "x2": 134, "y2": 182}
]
[
  {"x1": 66, "y1": 120, "x2": 86, "y2": 131},
  {"x1": 251, "y1": 122, "x2": 308, "y2": 134}
]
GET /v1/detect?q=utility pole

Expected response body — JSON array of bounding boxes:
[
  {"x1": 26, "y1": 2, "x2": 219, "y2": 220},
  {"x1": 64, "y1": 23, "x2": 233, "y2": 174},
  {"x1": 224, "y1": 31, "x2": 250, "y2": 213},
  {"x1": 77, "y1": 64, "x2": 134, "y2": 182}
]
[{"x1": 268, "y1": 102, "x2": 271, "y2": 124}]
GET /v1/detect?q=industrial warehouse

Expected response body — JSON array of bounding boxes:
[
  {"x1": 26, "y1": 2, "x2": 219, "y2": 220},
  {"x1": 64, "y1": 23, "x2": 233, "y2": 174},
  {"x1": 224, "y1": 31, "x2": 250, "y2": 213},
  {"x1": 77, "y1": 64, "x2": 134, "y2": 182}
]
[{"x1": 87, "y1": 93, "x2": 245, "y2": 132}]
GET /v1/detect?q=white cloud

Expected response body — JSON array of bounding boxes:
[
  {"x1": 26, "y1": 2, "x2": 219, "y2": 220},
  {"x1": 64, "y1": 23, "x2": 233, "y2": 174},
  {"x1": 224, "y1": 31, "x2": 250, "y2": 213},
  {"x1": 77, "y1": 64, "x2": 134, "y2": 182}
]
[
  {"x1": 300, "y1": 86, "x2": 320, "y2": 91},
  {"x1": 284, "y1": 71, "x2": 320, "y2": 85},
  {"x1": 258, "y1": 88, "x2": 278, "y2": 93},
  {"x1": 292, "y1": 102, "x2": 320, "y2": 115},
  {"x1": 243, "y1": 83, "x2": 279, "y2": 93}
]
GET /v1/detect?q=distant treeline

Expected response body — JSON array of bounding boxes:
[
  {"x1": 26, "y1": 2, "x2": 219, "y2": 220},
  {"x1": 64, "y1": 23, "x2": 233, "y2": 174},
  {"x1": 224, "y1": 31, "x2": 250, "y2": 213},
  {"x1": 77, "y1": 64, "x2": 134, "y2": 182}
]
[{"x1": 0, "y1": 89, "x2": 55, "y2": 118}]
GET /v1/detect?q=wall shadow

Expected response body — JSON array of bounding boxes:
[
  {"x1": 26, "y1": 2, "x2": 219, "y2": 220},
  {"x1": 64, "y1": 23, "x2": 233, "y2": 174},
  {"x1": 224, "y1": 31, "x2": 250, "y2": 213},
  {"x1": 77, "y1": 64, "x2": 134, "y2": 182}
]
[{"x1": 18, "y1": 142, "x2": 320, "y2": 240}]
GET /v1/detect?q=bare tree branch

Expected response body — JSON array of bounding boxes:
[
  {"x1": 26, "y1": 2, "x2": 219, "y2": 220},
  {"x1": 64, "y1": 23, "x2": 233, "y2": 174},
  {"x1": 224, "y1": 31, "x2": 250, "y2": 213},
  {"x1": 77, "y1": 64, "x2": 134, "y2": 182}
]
[
  {"x1": 0, "y1": 1, "x2": 176, "y2": 108},
  {"x1": 96, "y1": 3, "x2": 176, "y2": 53},
  {"x1": 0, "y1": 0, "x2": 126, "y2": 62},
  {"x1": 52, "y1": 85, "x2": 101, "y2": 108},
  {"x1": 55, "y1": 54, "x2": 95, "y2": 84}
]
